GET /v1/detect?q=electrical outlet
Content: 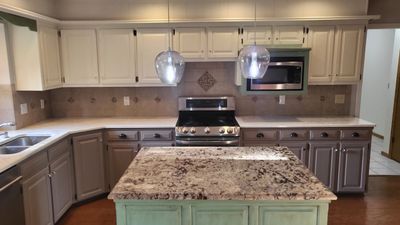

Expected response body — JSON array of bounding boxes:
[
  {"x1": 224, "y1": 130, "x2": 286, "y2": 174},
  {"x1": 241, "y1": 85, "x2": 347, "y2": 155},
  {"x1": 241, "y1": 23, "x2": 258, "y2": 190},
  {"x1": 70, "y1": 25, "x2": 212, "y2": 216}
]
[
  {"x1": 123, "y1": 96, "x2": 130, "y2": 106},
  {"x1": 20, "y1": 103, "x2": 28, "y2": 115},
  {"x1": 279, "y1": 95, "x2": 286, "y2": 105},
  {"x1": 335, "y1": 94, "x2": 345, "y2": 104},
  {"x1": 40, "y1": 99, "x2": 45, "y2": 109}
]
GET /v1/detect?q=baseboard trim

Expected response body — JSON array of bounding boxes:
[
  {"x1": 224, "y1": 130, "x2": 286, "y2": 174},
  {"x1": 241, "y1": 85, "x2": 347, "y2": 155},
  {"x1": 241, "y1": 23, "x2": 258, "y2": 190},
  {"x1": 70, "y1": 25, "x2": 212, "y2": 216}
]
[
  {"x1": 381, "y1": 151, "x2": 391, "y2": 159},
  {"x1": 373, "y1": 132, "x2": 384, "y2": 140}
]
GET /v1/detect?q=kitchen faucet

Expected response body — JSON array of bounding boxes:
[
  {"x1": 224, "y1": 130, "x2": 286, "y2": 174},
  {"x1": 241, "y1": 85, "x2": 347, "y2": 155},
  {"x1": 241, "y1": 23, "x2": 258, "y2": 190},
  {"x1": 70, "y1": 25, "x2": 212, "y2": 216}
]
[{"x1": 0, "y1": 122, "x2": 16, "y2": 138}]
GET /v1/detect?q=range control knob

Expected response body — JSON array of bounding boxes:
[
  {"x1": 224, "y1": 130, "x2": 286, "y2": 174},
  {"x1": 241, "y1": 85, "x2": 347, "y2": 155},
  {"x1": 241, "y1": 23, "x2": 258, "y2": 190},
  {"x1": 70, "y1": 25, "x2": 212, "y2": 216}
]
[
  {"x1": 190, "y1": 127, "x2": 196, "y2": 134},
  {"x1": 204, "y1": 127, "x2": 211, "y2": 134},
  {"x1": 219, "y1": 127, "x2": 226, "y2": 134},
  {"x1": 182, "y1": 127, "x2": 189, "y2": 134},
  {"x1": 227, "y1": 128, "x2": 234, "y2": 134}
]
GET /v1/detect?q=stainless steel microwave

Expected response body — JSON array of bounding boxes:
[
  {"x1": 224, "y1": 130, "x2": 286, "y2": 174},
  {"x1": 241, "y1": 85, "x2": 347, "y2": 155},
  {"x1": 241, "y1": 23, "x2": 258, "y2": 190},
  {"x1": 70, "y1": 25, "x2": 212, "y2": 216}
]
[{"x1": 242, "y1": 48, "x2": 310, "y2": 93}]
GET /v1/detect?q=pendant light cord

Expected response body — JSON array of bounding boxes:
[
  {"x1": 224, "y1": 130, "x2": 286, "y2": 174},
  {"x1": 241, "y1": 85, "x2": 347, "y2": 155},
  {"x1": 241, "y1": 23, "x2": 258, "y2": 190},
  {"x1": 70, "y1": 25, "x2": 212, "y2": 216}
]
[
  {"x1": 253, "y1": 0, "x2": 257, "y2": 45},
  {"x1": 167, "y1": 0, "x2": 172, "y2": 51}
]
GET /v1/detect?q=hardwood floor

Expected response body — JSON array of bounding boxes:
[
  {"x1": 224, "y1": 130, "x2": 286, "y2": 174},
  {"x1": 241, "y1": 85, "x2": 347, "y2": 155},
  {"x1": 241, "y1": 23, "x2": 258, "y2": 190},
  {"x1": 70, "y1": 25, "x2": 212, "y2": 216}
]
[{"x1": 57, "y1": 176, "x2": 400, "y2": 225}]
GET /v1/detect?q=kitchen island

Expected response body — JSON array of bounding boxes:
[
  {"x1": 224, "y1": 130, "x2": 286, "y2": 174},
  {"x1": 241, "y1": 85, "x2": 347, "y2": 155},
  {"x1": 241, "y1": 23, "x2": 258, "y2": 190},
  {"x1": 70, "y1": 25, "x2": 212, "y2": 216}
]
[{"x1": 109, "y1": 146, "x2": 337, "y2": 225}]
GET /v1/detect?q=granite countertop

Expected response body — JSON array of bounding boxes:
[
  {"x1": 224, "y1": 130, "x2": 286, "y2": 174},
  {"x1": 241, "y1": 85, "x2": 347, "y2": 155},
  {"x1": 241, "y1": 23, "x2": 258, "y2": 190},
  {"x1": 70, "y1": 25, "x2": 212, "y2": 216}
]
[
  {"x1": 236, "y1": 116, "x2": 375, "y2": 128},
  {"x1": 108, "y1": 146, "x2": 337, "y2": 201}
]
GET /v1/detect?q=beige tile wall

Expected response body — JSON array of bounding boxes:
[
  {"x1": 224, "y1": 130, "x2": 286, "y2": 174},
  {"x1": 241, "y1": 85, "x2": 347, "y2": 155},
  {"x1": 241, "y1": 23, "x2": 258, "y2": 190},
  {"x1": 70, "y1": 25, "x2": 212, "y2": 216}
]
[{"x1": 50, "y1": 62, "x2": 352, "y2": 118}]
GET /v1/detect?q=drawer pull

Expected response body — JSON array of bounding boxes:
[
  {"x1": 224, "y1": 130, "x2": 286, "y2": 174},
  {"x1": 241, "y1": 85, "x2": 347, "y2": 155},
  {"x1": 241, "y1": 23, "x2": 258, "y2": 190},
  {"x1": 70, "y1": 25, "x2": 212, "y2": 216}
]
[
  {"x1": 320, "y1": 132, "x2": 329, "y2": 138},
  {"x1": 352, "y1": 132, "x2": 360, "y2": 138},
  {"x1": 153, "y1": 133, "x2": 161, "y2": 138},
  {"x1": 256, "y1": 133, "x2": 264, "y2": 138},
  {"x1": 119, "y1": 133, "x2": 128, "y2": 139},
  {"x1": 290, "y1": 132, "x2": 298, "y2": 138}
]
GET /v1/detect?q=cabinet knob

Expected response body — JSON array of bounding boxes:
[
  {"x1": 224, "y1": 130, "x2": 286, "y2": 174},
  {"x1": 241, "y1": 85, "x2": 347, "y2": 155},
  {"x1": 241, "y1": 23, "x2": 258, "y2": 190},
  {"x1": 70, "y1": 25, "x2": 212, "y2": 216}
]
[
  {"x1": 334, "y1": 148, "x2": 338, "y2": 152},
  {"x1": 153, "y1": 133, "x2": 161, "y2": 138},
  {"x1": 48, "y1": 173, "x2": 53, "y2": 178},
  {"x1": 342, "y1": 148, "x2": 347, "y2": 153},
  {"x1": 119, "y1": 133, "x2": 128, "y2": 139},
  {"x1": 290, "y1": 132, "x2": 298, "y2": 138},
  {"x1": 320, "y1": 132, "x2": 329, "y2": 138},
  {"x1": 352, "y1": 132, "x2": 360, "y2": 138},
  {"x1": 256, "y1": 133, "x2": 264, "y2": 138},
  {"x1": 52, "y1": 171, "x2": 56, "y2": 175}
]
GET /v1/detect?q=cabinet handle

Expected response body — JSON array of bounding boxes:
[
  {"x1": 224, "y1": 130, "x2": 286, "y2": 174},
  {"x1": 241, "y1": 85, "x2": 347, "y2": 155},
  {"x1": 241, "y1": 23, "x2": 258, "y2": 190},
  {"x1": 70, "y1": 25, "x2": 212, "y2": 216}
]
[
  {"x1": 52, "y1": 171, "x2": 56, "y2": 175},
  {"x1": 352, "y1": 132, "x2": 360, "y2": 138},
  {"x1": 48, "y1": 174, "x2": 52, "y2": 178},
  {"x1": 302, "y1": 147, "x2": 306, "y2": 151},
  {"x1": 342, "y1": 148, "x2": 347, "y2": 153},
  {"x1": 119, "y1": 133, "x2": 128, "y2": 139},
  {"x1": 290, "y1": 132, "x2": 298, "y2": 138},
  {"x1": 320, "y1": 132, "x2": 329, "y2": 138},
  {"x1": 256, "y1": 133, "x2": 264, "y2": 138},
  {"x1": 153, "y1": 133, "x2": 161, "y2": 138}
]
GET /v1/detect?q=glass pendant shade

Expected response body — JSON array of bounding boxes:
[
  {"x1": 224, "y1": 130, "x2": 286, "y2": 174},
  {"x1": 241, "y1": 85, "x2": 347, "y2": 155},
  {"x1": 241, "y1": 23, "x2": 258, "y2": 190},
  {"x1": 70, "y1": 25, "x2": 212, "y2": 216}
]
[
  {"x1": 155, "y1": 50, "x2": 185, "y2": 85},
  {"x1": 238, "y1": 45, "x2": 270, "y2": 79}
]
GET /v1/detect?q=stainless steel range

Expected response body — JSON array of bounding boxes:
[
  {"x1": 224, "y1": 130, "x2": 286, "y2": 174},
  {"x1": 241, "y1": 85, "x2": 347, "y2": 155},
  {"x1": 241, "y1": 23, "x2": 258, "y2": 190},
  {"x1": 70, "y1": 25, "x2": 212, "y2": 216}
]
[{"x1": 175, "y1": 97, "x2": 240, "y2": 146}]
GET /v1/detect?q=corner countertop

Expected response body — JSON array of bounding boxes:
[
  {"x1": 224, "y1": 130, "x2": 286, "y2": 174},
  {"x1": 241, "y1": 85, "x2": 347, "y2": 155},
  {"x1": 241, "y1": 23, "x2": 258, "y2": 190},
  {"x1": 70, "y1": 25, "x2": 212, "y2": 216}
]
[
  {"x1": 108, "y1": 146, "x2": 337, "y2": 201},
  {"x1": 0, "y1": 117, "x2": 177, "y2": 174},
  {"x1": 236, "y1": 116, "x2": 375, "y2": 128}
]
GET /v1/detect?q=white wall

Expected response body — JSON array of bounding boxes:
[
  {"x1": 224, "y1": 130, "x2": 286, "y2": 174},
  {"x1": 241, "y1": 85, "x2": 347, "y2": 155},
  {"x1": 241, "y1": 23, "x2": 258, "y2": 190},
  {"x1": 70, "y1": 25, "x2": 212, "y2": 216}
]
[
  {"x1": 360, "y1": 29, "x2": 395, "y2": 137},
  {"x1": 55, "y1": 0, "x2": 368, "y2": 20}
]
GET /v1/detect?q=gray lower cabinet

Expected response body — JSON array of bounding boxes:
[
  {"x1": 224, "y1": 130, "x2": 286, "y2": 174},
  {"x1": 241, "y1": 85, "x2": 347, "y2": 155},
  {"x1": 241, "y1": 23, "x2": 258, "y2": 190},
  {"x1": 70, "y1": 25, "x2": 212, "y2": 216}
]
[
  {"x1": 337, "y1": 141, "x2": 370, "y2": 192},
  {"x1": 308, "y1": 142, "x2": 339, "y2": 190},
  {"x1": 22, "y1": 167, "x2": 53, "y2": 225},
  {"x1": 73, "y1": 132, "x2": 106, "y2": 201},
  {"x1": 279, "y1": 141, "x2": 309, "y2": 167},
  {"x1": 108, "y1": 143, "x2": 140, "y2": 188},
  {"x1": 49, "y1": 152, "x2": 74, "y2": 222}
]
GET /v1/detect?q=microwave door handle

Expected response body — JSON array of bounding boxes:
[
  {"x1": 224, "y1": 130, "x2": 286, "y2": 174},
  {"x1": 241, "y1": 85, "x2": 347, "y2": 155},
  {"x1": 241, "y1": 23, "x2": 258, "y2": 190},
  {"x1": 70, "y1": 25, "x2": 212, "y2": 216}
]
[{"x1": 268, "y1": 62, "x2": 303, "y2": 67}]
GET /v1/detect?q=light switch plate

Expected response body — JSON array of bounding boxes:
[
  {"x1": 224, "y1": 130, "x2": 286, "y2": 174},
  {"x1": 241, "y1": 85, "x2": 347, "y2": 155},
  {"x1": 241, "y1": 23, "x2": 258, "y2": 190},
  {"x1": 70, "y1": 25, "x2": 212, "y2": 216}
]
[
  {"x1": 20, "y1": 103, "x2": 28, "y2": 115},
  {"x1": 40, "y1": 99, "x2": 45, "y2": 109},
  {"x1": 123, "y1": 96, "x2": 130, "y2": 106},
  {"x1": 335, "y1": 94, "x2": 345, "y2": 104},
  {"x1": 279, "y1": 95, "x2": 286, "y2": 105}
]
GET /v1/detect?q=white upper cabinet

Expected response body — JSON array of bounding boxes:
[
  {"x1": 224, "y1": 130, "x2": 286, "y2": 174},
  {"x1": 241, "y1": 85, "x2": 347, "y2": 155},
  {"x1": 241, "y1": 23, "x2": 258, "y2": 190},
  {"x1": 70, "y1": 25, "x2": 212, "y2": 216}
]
[
  {"x1": 273, "y1": 26, "x2": 305, "y2": 46},
  {"x1": 136, "y1": 28, "x2": 171, "y2": 86},
  {"x1": 173, "y1": 28, "x2": 206, "y2": 60},
  {"x1": 9, "y1": 23, "x2": 62, "y2": 91},
  {"x1": 61, "y1": 29, "x2": 99, "y2": 85},
  {"x1": 332, "y1": 25, "x2": 365, "y2": 83},
  {"x1": 242, "y1": 26, "x2": 273, "y2": 45},
  {"x1": 307, "y1": 26, "x2": 335, "y2": 84},
  {"x1": 207, "y1": 27, "x2": 239, "y2": 59},
  {"x1": 97, "y1": 29, "x2": 136, "y2": 85}
]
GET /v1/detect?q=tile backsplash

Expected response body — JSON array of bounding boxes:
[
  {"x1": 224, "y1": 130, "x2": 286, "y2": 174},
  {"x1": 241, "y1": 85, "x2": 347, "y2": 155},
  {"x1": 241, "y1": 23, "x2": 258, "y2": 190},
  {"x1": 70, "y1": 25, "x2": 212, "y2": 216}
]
[{"x1": 50, "y1": 62, "x2": 352, "y2": 118}]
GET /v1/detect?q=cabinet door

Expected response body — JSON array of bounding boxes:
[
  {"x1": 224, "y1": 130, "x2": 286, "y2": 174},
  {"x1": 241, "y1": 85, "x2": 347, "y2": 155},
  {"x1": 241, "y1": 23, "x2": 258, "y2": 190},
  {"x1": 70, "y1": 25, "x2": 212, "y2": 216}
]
[
  {"x1": 22, "y1": 167, "x2": 53, "y2": 225},
  {"x1": 308, "y1": 142, "x2": 339, "y2": 190},
  {"x1": 173, "y1": 28, "x2": 206, "y2": 60},
  {"x1": 242, "y1": 26, "x2": 273, "y2": 45},
  {"x1": 61, "y1": 29, "x2": 99, "y2": 85},
  {"x1": 207, "y1": 27, "x2": 239, "y2": 59},
  {"x1": 108, "y1": 143, "x2": 139, "y2": 188},
  {"x1": 337, "y1": 141, "x2": 369, "y2": 193},
  {"x1": 332, "y1": 25, "x2": 365, "y2": 83},
  {"x1": 136, "y1": 29, "x2": 171, "y2": 85},
  {"x1": 73, "y1": 132, "x2": 105, "y2": 201},
  {"x1": 97, "y1": 29, "x2": 135, "y2": 84},
  {"x1": 50, "y1": 152, "x2": 74, "y2": 222},
  {"x1": 279, "y1": 141, "x2": 309, "y2": 167},
  {"x1": 273, "y1": 26, "x2": 304, "y2": 45},
  {"x1": 39, "y1": 26, "x2": 62, "y2": 89},
  {"x1": 307, "y1": 26, "x2": 335, "y2": 84}
]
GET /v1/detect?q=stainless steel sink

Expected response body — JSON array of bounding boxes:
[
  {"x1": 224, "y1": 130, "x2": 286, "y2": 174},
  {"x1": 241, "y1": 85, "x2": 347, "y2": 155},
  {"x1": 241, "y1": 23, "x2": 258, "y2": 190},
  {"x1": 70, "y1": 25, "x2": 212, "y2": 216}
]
[{"x1": 0, "y1": 136, "x2": 50, "y2": 154}]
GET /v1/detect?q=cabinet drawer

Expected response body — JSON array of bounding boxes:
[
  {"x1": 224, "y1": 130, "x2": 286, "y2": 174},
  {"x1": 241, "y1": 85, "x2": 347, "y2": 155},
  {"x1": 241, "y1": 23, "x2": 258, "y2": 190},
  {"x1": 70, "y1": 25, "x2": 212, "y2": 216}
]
[
  {"x1": 279, "y1": 129, "x2": 308, "y2": 141},
  {"x1": 48, "y1": 138, "x2": 71, "y2": 162},
  {"x1": 107, "y1": 130, "x2": 139, "y2": 141},
  {"x1": 243, "y1": 130, "x2": 278, "y2": 141},
  {"x1": 341, "y1": 129, "x2": 371, "y2": 140},
  {"x1": 19, "y1": 150, "x2": 48, "y2": 179},
  {"x1": 310, "y1": 129, "x2": 340, "y2": 140},
  {"x1": 140, "y1": 130, "x2": 173, "y2": 141}
]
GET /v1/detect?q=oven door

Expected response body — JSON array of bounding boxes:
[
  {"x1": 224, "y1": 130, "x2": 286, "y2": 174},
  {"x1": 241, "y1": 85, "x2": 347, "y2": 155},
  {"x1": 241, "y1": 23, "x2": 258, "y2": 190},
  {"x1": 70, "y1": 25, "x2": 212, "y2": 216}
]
[
  {"x1": 175, "y1": 136, "x2": 240, "y2": 146},
  {"x1": 247, "y1": 61, "x2": 304, "y2": 91}
]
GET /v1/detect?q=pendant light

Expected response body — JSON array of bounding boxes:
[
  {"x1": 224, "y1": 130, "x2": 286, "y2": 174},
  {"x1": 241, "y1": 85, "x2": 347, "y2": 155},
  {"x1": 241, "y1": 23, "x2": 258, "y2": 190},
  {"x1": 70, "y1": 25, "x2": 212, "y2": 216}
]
[
  {"x1": 155, "y1": 0, "x2": 185, "y2": 85},
  {"x1": 238, "y1": 0, "x2": 270, "y2": 79}
]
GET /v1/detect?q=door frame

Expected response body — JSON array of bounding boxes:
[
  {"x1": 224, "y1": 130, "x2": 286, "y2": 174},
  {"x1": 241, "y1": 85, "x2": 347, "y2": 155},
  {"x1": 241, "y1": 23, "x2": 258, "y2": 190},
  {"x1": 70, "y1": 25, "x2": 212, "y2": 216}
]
[{"x1": 389, "y1": 50, "x2": 400, "y2": 161}]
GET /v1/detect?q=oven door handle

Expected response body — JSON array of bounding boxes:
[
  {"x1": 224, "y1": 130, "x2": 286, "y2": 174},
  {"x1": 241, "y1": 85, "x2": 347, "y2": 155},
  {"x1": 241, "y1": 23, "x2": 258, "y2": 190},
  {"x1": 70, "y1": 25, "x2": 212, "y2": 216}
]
[
  {"x1": 175, "y1": 139, "x2": 239, "y2": 146},
  {"x1": 268, "y1": 62, "x2": 303, "y2": 67}
]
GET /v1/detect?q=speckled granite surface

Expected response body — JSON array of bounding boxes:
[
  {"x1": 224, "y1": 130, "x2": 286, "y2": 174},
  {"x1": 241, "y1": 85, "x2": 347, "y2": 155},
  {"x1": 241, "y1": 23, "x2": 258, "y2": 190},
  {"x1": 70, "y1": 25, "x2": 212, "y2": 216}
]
[{"x1": 108, "y1": 146, "x2": 337, "y2": 201}]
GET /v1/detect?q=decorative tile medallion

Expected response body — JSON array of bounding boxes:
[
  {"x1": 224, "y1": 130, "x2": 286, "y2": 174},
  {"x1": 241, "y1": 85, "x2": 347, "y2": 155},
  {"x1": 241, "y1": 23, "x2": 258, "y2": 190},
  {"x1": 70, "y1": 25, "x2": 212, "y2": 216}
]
[{"x1": 197, "y1": 71, "x2": 216, "y2": 92}]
